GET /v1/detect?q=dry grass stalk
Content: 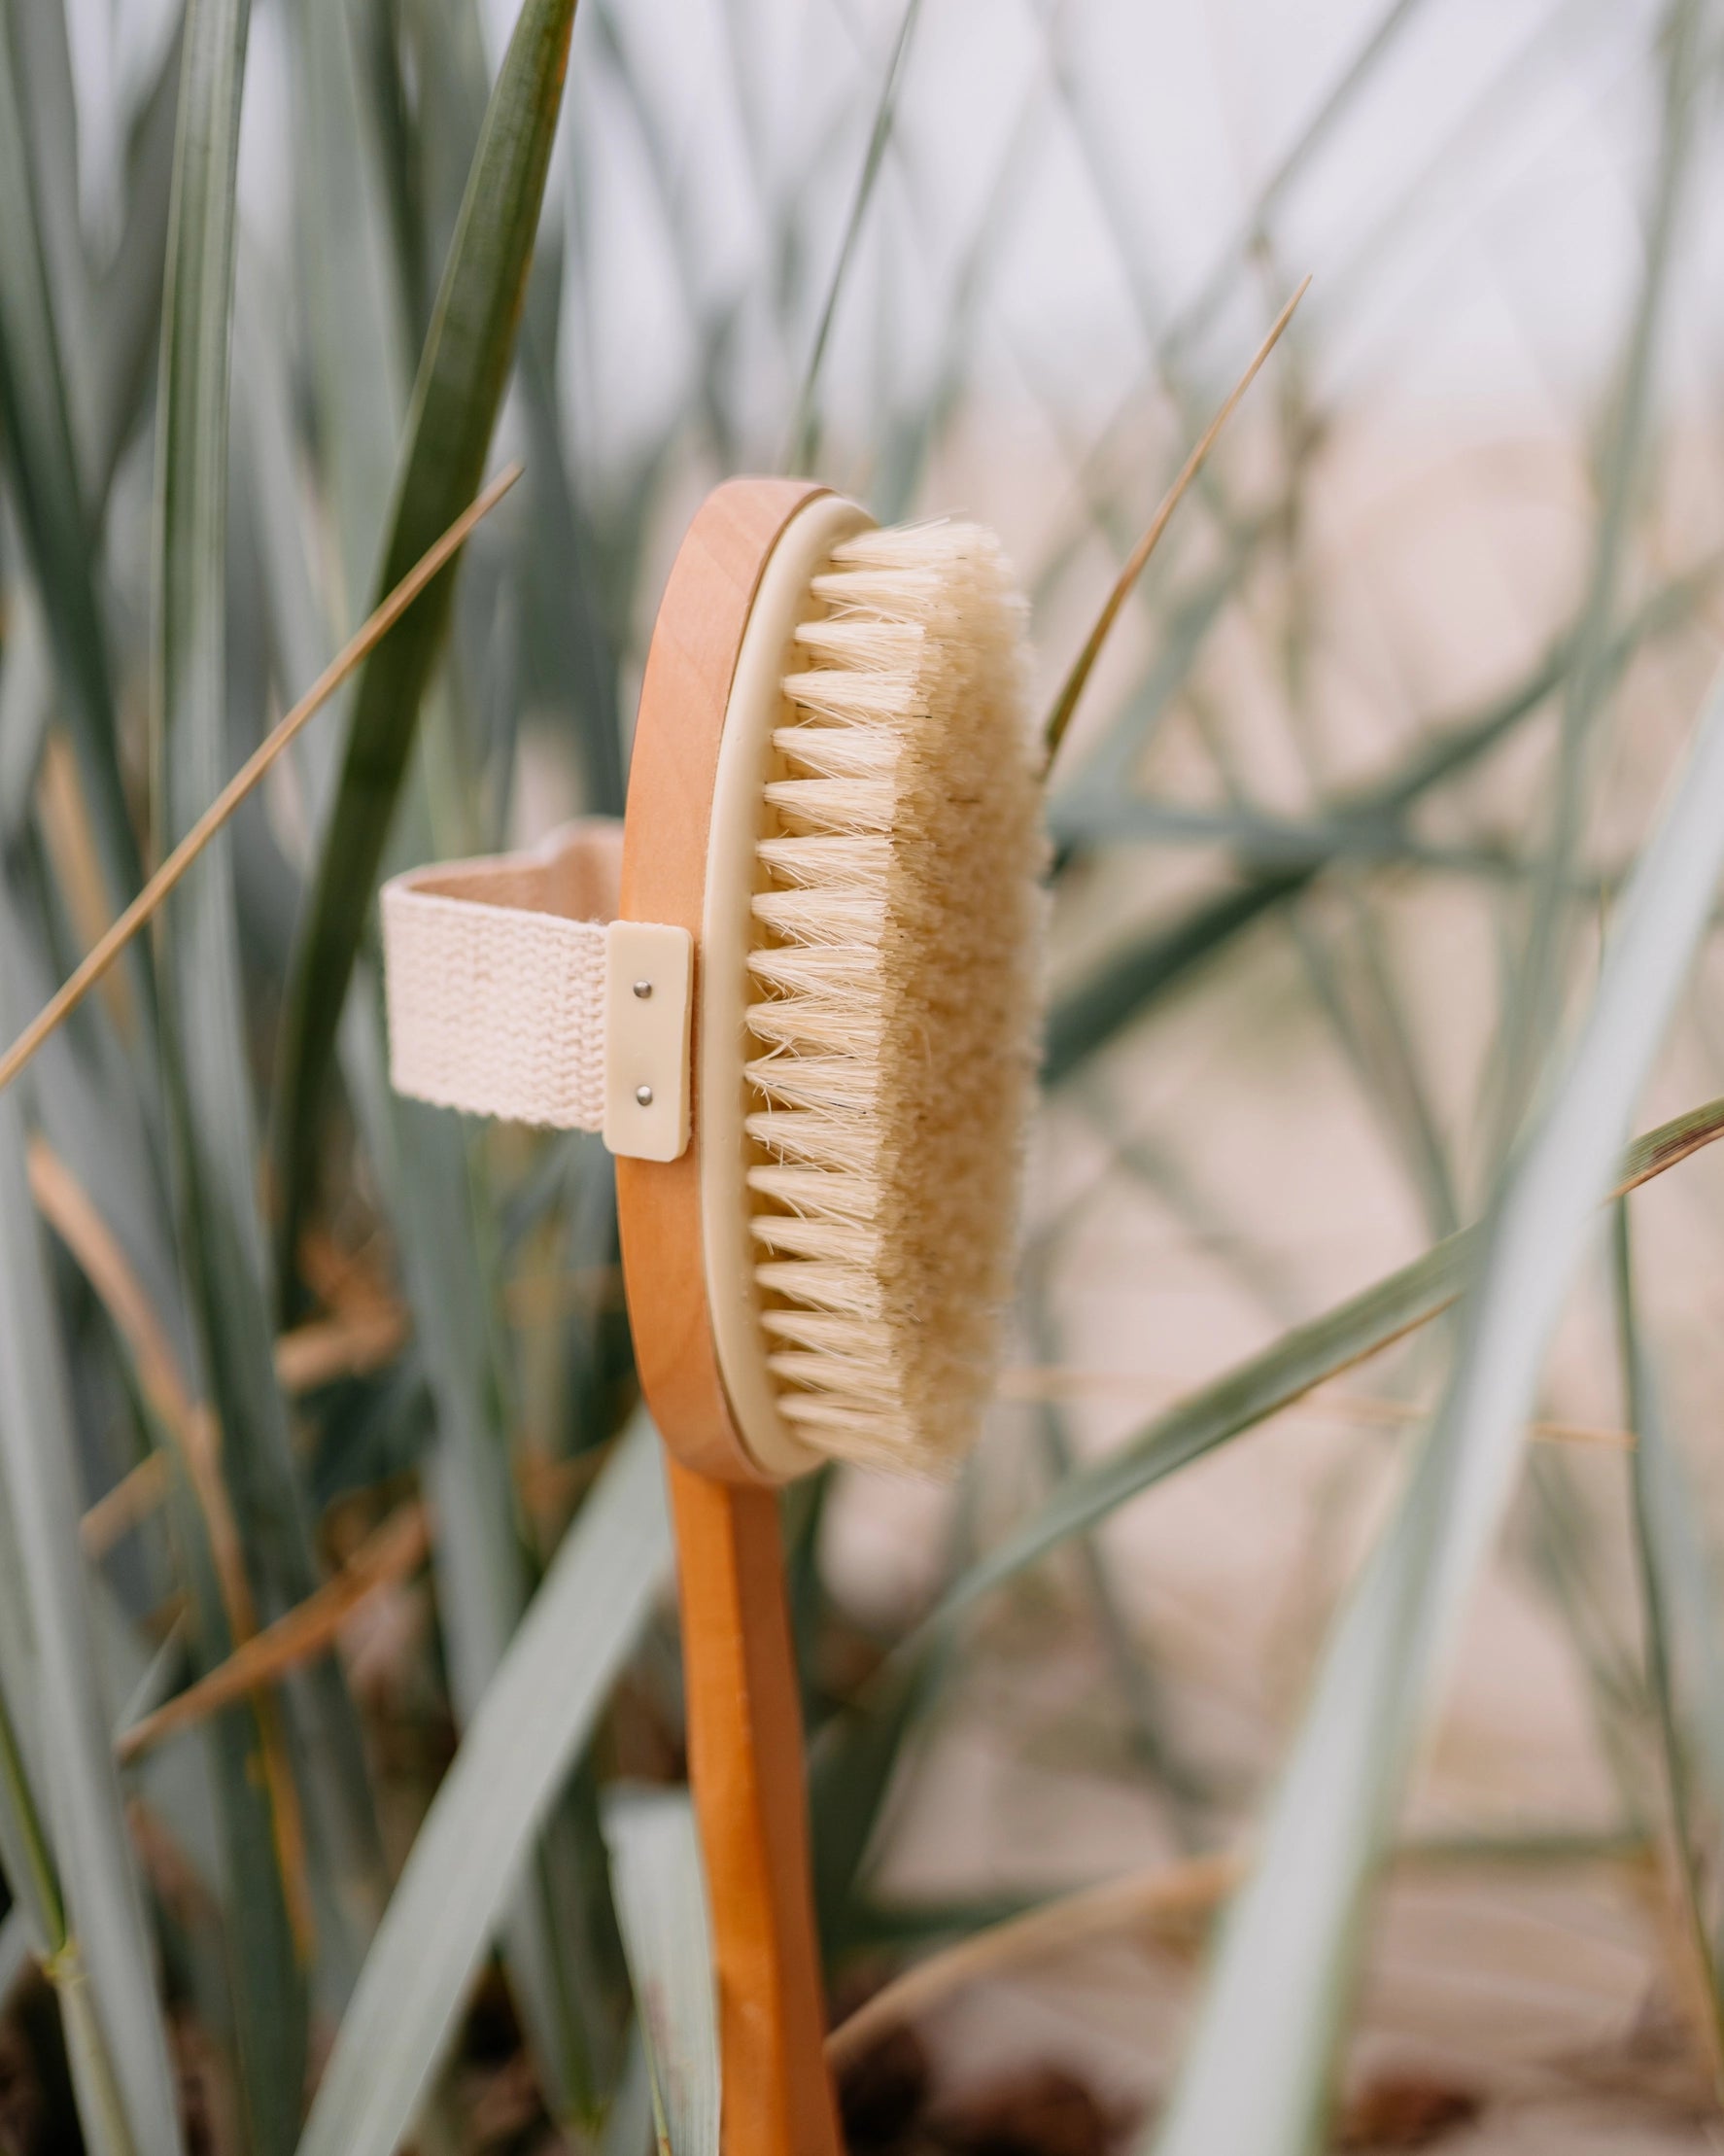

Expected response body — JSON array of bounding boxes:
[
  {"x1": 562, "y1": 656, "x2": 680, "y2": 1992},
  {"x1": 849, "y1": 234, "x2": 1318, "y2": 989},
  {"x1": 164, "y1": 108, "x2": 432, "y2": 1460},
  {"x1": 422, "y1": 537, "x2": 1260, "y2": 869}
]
[
  {"x1": 826, "y1": 1853, "x2": 1242, "y2": 2071},
  {"x1": 827, "y1": 1835, "x2": 1660, "y2": 2076},
  {"x1": 275, "y1": 1306, "x2": 409, "y2": 1394},
  {"x1": 36, "y1": 735, "x2": 134, "y2": 1034},
  {"x1": 0, "y1": 465, "x2": 522, "y2": 1100},
  {"x1": 1042, "y1": 276, "x2": 1311, "y2": 764},
  {"x1": 500, "y1": 1264, "x2": 623, "y2": 1325},
  {"x1": 28, "y1": 1138, "x2": 199, "y2": 1443},
  {"x1": 80, "y1": 1452, "x2": 172, "y2": 1560},
  {"x1": 116, "y1": 1502, "x2": 431, "y2": 1764},
  {"x1": 26, "y1": 1135, "x2": 313, "y2": 1944},
  {"x1": 998, "y1": 1365, "x2": 1634, "y2": 1446}
]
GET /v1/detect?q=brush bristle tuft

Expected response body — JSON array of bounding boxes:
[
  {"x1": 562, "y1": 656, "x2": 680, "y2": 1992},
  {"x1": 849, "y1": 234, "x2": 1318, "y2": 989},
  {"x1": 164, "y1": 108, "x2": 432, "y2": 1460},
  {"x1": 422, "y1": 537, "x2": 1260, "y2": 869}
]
[{"x1": 743, "y1": 521, "x2": 1044, "y2": 1476}]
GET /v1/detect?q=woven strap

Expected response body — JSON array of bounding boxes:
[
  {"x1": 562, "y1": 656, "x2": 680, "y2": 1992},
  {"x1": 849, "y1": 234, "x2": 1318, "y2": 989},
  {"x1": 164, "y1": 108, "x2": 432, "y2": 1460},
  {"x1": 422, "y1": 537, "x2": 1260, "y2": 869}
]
[{"x1": 381, "y1": 820, "x2": 623, "y2": 1130}]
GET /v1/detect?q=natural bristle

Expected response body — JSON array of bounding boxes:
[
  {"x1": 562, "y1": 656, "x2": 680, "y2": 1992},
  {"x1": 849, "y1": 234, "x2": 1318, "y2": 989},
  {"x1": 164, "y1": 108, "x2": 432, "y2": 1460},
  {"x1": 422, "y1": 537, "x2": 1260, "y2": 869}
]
[{"x1": 743, "y1": 521, "x2": 1045, "y2": 1476}]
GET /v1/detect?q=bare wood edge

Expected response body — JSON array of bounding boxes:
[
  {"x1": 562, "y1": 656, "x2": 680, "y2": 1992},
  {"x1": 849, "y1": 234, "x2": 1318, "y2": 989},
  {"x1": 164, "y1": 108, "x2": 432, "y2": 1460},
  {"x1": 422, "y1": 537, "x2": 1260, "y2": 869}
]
[{"x1": 617, "y1": 475, "x2": 827, "y2": 1484}]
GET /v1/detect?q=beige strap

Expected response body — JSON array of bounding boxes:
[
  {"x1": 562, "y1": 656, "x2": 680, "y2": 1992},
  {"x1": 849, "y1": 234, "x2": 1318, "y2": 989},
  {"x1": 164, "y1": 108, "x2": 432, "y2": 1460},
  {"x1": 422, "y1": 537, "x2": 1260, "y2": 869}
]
[
  {"x1": 382, "y1": 820, "x2": 622, "y2": 1130},
  {"x1": 381, "y1": 820, "x2": 693, "y2": 1159}
]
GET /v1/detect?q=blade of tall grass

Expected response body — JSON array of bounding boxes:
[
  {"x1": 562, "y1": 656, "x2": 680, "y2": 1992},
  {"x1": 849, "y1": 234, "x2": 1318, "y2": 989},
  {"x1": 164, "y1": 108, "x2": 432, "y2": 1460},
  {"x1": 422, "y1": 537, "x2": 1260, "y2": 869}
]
[
  {"x1": 1169, "y1": 0, "x2": 1430, "y2": 363},
  {"x1": 241, "y1": 107, "x2": 612, "y2": 2061},
  {"x1": 1149, "y1": 651, "x2": 1724, "y2": 2156},
  {"x1": 1045, "y1": 553, "x2": 1720, "y2": 1081},
  {"x1": 0, "y1": 1800, "x2": 136, "y2": 2156},
  {"x1": 272, "y1": 0, "x2": 579, "y2": 1287},
  {"x1": 0, "y1": 10, "x2": 143, "y2": 922},
  {"x1": 18, "y1": 1052, "x2": 331, "y2": 2115},
  {"x1": 0, "y1": 1031, "x2": 184, "y2": 2156},
  {"x1": 591, "y1": 2, "x2": 741, "y2": 471},
  {"x1": 0, "y1": 1638, "x2": 57, "y2": 1972},
  {"x1": 782, "y1": 0, "x2": 921, "y2": 473},
  {"x1": 7, "y1": 0, "x2": 92, "y2": 463},
  {"x1": 0, "y1": 469, "x2": 521, "y2": 1099},
  {"x1": 293, "y1": 1414, "x2": 669, "y2": 2156},
  {"x1": 518, "y1": 263, "x2": 625, "y2": 816},
  {"x1": 1618, "y1": 1203, "x2": 1724, "y2": 2066},
  {"x1": 0, "y1": 587, "x2": 53, "y2": 843},
  {"x1": 0, "y1": 1905, "x2": 30, "y2": 2008},
  {"x1": 250, "y1": 52, "x2": 619, "y2": 2083},
  {"x1": 359, "y1": 1008, "x2": 622, "y2": 2123},
  {"x1": 602, "y1": 1787, "x2": 720, "y2": 2156},
  {"x1": 871, "y1": 71, "x2": 1044, "y2": 526},
  {"x1": 905, "y1": 1083, "x2": 1724, "y2": 1656},
  {"x1": 1490, "y1": 0, "x2": 1706, "y2": 1150},
  {"x1": 152, "y1": 1, "x2": 359, "y2": 2134},
  {"x1": 287, "y1": 0, "x2": 409, "y2": 623},
  {"x1": 1022, "y1": 1272, "x2": 1207, "y2": 1822},
  {"x1": 1031, "y1": 0, "x2": 1429, "y2": 582},
  {"x1": 93, "y1": 22, "x2": 183, "y2": 500},
  {"x1": 1047, "y1": 504, "x2": 1283, "y2": 804},
  {"x1": 809, "y1": 1625, "x2": 950, "y2": 1962},
  {"x1": 1049, "y1": 795, "x2": 1521, "y2": 875},
  {"x1": 1044, "y1": 280, "x2": 1307, "y2": 763}
]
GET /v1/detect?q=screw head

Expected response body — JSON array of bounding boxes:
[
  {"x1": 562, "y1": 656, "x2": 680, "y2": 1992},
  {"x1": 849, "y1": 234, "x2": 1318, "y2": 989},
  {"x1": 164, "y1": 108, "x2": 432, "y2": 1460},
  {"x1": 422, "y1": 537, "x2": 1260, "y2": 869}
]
[
  {"x1": 635, "y1": 1084, "x2": 654, "y2": 1107},
  {"x1": 633, "y1": 979, "x2": 652, "y2": 999}
]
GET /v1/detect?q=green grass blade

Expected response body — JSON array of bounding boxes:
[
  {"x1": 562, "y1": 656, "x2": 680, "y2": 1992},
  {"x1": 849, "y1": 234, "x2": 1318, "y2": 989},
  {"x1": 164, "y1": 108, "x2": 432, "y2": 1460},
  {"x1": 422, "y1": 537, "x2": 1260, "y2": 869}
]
[
  {"x1": 602, "y1": 1788, "x2": 720, "y2": 2156},
  {"x1": 1165, "y1": 0, "x2": 1430, "y2": 361},
  {"x1": 809, "y1": 1630, "x2": 950, "y2": 1962},
  {"x1": 945, "y1": 1234, "x2": 1471, "y2": 1629},
  {"x1": 1618, "y1": 1204, "x2": 1724, "y2": 2056},
  {"x1": 293, "y1": 1415, "x2": 670, "y2": 2156},
  {"x1": 6, "y1": 0, "x2": 89, "y2": 430},
  {"x1": 151, "y1": 2, "x2": 363, "y2": 2138},
  {"x1": 0, "y1": 1056, "x2": 183, "y2": 2156},
  {"x1": 782, "y1": 0, "x2": 921, "y2": 473},
  {"x1": 368, "y1": 1016, "x2": 622, "y2": 2119},
  {"x1": 929, "y1": 1070, "x2": 1724, "y2": 1643},
  {"x1": 337, "y1": 611, "x2": 631, "y2": 2084},
  {"x1": 0, "y1": 1660, "x2": 59, "y2": 1970},
  {"x1": 93, "y1": 23, "x2": 183, "y2": 499},
  {"x1": 1045, "y1": 550, "x2": 1718, "y2": 1082},
  {"x1": 0, "y1": 9, "x2": 143, "y2": 919},
  {"x1": 1046, "y1": 870, "x2": 1309, "y2": 1083},
  {"x1": 287, "y1": 0, "x2": 409, "y2": 622},
  {"x1": 272, "y1": 0, "x2": 579, "y2": 1284},
  {"x1": 0, "y1": 1905, "x2": 30, "y2": 2009},
  {"x1": 1489, "y1": 0, "x2": 1706, "y2": 1147},
  {"x1": 1148, "y1": 653, "x2": 1724, "y2": 2156},
  {"x1": 0, "y1": 587, "x2": 53, "y2": 843}
]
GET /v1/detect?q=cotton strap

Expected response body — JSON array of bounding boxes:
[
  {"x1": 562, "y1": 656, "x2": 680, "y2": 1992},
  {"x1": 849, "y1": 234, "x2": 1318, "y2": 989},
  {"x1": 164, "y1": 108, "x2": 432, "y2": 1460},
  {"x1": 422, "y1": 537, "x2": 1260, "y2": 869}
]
[{"x1": 381, "y1": 820, "x2": 623, "y2": 1131}]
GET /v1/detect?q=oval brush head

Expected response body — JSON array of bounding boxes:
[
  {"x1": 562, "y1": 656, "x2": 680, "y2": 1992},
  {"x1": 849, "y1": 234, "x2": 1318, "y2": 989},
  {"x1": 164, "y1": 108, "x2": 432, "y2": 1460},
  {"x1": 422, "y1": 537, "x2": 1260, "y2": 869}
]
[{"x1": 740, "y1": 521, "x2": 1044, "y2": 1477}]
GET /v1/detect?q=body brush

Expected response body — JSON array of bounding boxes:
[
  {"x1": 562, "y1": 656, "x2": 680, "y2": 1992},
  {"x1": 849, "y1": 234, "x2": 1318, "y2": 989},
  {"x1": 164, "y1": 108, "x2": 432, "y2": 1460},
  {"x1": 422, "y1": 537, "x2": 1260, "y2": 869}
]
[{"x1": 381, "y1": 478, "x2": 1045, "y2": 2154}]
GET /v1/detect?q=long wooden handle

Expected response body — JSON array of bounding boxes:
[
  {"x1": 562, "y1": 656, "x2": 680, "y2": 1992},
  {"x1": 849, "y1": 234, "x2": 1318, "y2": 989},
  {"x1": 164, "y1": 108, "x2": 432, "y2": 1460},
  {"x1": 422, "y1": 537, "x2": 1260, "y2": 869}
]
[
  {"x1": 668, "y1": 1457, "x2": 843, "y2": 2156},
  {"x1": 616, "y1": 478, "x2": 845, "y2": 2149}
]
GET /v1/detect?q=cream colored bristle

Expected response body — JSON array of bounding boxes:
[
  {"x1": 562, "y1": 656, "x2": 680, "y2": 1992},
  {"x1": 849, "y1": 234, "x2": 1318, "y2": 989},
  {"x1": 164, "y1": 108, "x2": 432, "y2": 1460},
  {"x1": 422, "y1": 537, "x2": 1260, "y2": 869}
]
[{"x1": 742, "y1": 521, "x2": 1045, "y2": 1477}]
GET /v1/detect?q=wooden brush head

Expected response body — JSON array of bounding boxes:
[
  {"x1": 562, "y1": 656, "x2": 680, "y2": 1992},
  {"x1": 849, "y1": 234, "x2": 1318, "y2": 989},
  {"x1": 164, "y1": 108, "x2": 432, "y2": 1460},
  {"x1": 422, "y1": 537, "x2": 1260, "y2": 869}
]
[{"x1": 618, "y1": 478, "x2": 1044, "y2": 1486}]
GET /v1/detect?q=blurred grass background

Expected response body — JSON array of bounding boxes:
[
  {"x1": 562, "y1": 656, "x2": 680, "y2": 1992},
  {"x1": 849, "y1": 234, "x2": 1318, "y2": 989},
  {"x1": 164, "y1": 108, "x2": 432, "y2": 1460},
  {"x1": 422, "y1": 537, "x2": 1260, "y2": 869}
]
[{"x1": 7, "y1": 0, "x2": 1724, "y2": 2151}]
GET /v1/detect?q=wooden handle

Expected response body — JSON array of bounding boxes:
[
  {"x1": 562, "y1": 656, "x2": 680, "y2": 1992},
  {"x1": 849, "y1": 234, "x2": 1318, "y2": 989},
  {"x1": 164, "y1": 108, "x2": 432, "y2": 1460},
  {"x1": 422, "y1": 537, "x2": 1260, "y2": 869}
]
[
  {"x1": 616, "y1": 479, "x2": 844, "y2": 2153},
  {"x1": 669, "y1": 1461, "x2": 842, "y2": 2156}
]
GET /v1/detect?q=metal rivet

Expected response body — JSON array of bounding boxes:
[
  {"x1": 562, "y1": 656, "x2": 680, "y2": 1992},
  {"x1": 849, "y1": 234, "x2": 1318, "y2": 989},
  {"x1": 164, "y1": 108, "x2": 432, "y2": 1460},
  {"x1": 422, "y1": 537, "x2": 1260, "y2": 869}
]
[
  {"x1": 633, "y1": 979, "x2": 652, "y2": 999},
  {"x1": 635, "y1": 1084, "x2": 654, "y2": 1107}
]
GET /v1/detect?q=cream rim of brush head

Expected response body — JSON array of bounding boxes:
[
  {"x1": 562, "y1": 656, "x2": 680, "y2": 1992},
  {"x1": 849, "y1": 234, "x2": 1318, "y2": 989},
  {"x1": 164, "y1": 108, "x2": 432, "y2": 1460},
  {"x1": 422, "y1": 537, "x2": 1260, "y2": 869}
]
[
  {"x1": 699, "y1": 492, "x2": 874, "y2": 1479},
  {"x1": 379, "y1": 479, "x2": 1044, "y2": 1486}
]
